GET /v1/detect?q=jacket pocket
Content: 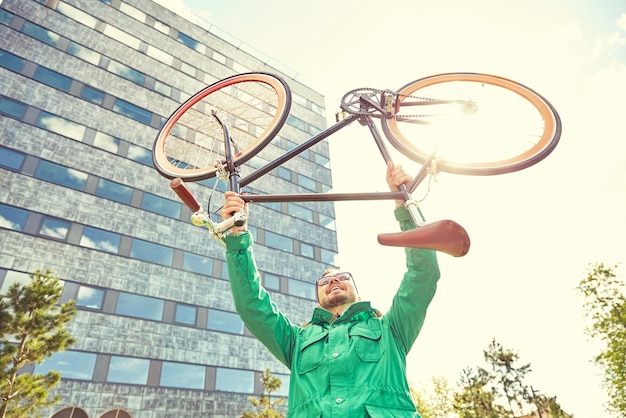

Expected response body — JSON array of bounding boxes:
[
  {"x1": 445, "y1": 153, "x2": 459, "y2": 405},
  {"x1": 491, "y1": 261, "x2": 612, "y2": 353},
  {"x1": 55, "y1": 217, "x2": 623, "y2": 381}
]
[
  {"x1": 297, "y1": 331, "x2": 327, "y2": 374},
  {"x1": 364, "y1": 404, "x2": 419, "y2": 417},
  {"x1": 350, "y1": 321, "x2": 384, "y2": 362}
]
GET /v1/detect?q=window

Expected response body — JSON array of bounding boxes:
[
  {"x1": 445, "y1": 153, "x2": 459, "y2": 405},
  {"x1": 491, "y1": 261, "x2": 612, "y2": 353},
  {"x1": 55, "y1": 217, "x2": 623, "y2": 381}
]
[
  {"x1": 174, "y1": 304, "x2": 196, "y2": 325},
  {"x1": 81, "y1": 85, "x2": 105, "y2": 104},
  {"x1": 218, "y1": 260, "x2": 229, "y2": 280},
  {"x1": 39, "y1": 217, "x2": 70, "y2": 239},
  {"x1": 33, "y1": 67, "x2": 72, "y2": 92},
  {"x1": 93, "y1": 132, "x2": 119, "y2": 153},
  {"x1": 154, "y1": 80, "x2": 172, "y2": 97},
  {"x1": 36, "y1": 112, "x2": 86, "y2": 142},
  {"x1": 263, "y1": 272, "x2": 280, "y2": 291},
  {"x1": 274, "y1": 373, "x2": 290, "y2": 397},
  {"x1": 215, "y1": 368, "x2": 254, "y2": 393},
  {"x1": 96, "y1": 179, "x2": 132, "y2": 204},
  {"x1": 0, "y1": 49, "x2": 25, "y2": 73},
  {"x1": 297, "y1": 174, "x2": 316, "y2": 191},
  {"x1": 80, "y1": 226, "x2": 121, "y2": 253},
  {"x1": 115, "y1": 292, "x2": 163, "y2": 321},
  {"x1": 76, "y1": 286, "x2": 104, "y2": 309},
  {"x1": 67, "y1": 41, "x2": 100, "y2": 65},
  {"x1": 277, "y1": 167, "x2": 291, "y2": 181},
  {"x1": 145, "y1": 45, "x2": 174, "y2": 65},
  {"x1": 0, "y1": 9, "x2": 13, "y2": 25},
  {"x1": 106, "y1": 356, "x2": 149, "y2": 384},
  {"x1": 127, "y1": 143, "x2": 153, "y2": 166},
  {"x1": 0, "y1": 270, "x2": 30, "y2": 295},
  {"x1": 0, "y1": 147, "x2": 25, "y2": 170},
  {"x1": 288, "y1": 279, "x2": 316, "y2": 300},
  {"x1": 300, "y1": 242, "x2": 314, "y2": 258},
  {"x1": 0, "y1": 203, "x2": 28, "y2": 231},
  {"x1": 160, "y1": 361, "x2": 205, "y2": 389},
  {"x1": 182, "y1": 252, "x2": 213, "y2": 275},
  {"x1": 113, "y1": 98, "x2": 152, "y2": 125},
  {"x1": 56, "y1": 2, "x2": 98, "y2": 28},
  {"x1": 34, "y1": 350, "x2": 97, "y2": 380},
  {"x1": 319, "y1": 213, "x2": 336, "y2": 230},
  {"x1": 119, "y1": 2, "x2": 146, "y2": 22},
  {"x1": 314, "y1": 152, "x2": 330, "y2": 168},
  {"x1": 35, "y1": 160, "x2": 88, "y2": 191},
  {"x1": 287, "y1": 115, "x2": 305, "y2": 131},
  {"x1": 208, "y1": 310, "x2": 244, "y2": 334},
  {"x1": 108, "y1": 60, "x2": 145, "y2": 85},
  {"x1": 287, "y1": 203, "x2": 313, "y2": 222},
  {"x1": 21, "y1": 21, "x2": 60, "y2": 47},
  {"x1": 265, "y1": 231, "x2": 293, "y2": 252},
  {"x1": 103, "y1": 25, "x2": 140, "y2": 49},
  {"x1": 141, "y1": 193, "x2": 181, "y2": 218},
  {"x1": 309, "y1": 125, "x2": 322, "y2": 136},
  {"x1": 320, "y1": 248, "x2": 337, "y2": 265},
  {"x1": 130, "y1": 239, "x2": 173, "y2": 266},
  {"x1": 311, "y1": 102, "x2": 325, "y2": 116},
  {"x1": 0, "y1": 96, "x2": 27, "y2": 119},
  {"x1": 177, "y1": 32, "x2": 200, "y2": 50}
]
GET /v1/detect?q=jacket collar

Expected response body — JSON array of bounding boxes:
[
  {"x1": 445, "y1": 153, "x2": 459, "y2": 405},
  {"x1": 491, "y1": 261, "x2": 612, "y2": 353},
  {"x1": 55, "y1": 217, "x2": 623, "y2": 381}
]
[{"x1": 309, "y1": 301, "x2": 378, "y2": 326}]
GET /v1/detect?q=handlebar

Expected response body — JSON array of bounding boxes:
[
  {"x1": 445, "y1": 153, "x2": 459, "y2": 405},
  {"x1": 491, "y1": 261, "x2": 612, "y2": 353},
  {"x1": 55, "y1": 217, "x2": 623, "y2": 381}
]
[
  {"x1": 170, "y1": 177, "x2": 247, "y2": 245},
  {"x1": 169, "y1": 177, "x2": 469, "y2": 256}
]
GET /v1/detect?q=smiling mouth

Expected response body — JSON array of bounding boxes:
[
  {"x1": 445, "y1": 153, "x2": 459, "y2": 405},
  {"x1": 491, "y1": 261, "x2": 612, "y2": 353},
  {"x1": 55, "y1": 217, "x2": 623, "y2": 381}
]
[{"x1": 328, "y1": 285, "x2": 344, "y2": 294}]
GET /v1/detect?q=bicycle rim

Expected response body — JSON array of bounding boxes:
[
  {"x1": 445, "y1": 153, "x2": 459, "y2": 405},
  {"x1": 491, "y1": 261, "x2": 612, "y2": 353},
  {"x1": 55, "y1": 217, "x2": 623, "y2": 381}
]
[
  {"x1": 381, "y1": 73, "x2": 561, "y2": 175},
  {"x1": 152, "y1": 72, "x2": 292, "y2": 181}
]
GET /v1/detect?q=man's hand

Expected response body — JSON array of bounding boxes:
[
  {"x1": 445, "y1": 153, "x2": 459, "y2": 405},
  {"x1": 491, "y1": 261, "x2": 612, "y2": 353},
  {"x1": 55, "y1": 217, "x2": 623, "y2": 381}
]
[
  {"x1": 385, "y1": 162, "x2": 412, "y2": 207},
  {"x1": 220, "y1": 191, "x2": 248, "y2": 234}
]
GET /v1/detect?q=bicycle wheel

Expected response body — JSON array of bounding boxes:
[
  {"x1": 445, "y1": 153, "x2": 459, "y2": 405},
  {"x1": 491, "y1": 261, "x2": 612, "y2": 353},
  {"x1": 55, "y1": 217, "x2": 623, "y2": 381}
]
[
  {"x1": 381, "y1": 73, "x2": 561, "y2": 175},
  {"x1": 153, "y1": 72, "x2": 292, "y2": 181}
]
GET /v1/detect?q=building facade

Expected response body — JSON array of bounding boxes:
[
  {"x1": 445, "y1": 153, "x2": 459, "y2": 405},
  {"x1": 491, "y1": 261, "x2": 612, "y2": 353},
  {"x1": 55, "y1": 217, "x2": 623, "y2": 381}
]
[{"x1": 0, "y1": 0, "x2": 336, "y2": 417}]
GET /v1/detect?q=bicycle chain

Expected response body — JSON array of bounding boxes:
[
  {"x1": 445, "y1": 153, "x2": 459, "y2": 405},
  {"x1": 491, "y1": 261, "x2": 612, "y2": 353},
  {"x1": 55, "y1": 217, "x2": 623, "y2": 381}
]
[{"x1": 341, "y1": 87, "x2": 441, "y2": 119}]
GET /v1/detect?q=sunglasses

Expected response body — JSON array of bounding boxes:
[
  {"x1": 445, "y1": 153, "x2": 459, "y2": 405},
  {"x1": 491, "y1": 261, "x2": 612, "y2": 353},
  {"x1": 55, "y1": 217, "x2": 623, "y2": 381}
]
[{"x1": 317, "y1": 272, "x2": 353, "y2": 287}]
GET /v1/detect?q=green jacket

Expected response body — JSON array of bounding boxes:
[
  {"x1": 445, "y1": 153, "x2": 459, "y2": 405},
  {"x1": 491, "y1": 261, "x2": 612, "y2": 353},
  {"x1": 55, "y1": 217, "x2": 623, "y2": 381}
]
[{"x1": 225, "y1": 207, "x2": 440, "y2": 417}]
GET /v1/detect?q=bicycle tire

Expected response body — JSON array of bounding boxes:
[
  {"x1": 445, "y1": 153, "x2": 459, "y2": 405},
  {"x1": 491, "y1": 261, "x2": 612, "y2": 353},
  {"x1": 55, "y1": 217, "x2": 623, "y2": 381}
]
[
  {"x1": 381, "y1": 73, "x2": 561, "y2": 175},
  {"x1": 153, "y1": 72, "x2": 292, "y2": 181}
]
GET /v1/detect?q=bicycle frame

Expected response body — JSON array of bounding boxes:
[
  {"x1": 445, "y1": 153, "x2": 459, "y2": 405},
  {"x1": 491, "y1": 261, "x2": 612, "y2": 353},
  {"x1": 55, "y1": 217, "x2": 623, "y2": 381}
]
[{"x1": 170, "y1": 93, "x2": 470, "y2": 257}]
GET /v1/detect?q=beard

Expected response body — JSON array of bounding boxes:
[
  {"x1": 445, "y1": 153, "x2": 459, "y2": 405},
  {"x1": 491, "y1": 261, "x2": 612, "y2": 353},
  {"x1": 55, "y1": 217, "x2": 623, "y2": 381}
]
[{"x1": 321, "y1": 290, "x2": 358, "y2": 309}]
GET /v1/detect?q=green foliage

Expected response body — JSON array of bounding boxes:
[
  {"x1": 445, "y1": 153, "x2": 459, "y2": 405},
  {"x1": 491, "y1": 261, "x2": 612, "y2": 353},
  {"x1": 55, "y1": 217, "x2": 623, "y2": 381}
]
[
  {"x1": 0, "y1": 268, "x2": 77, "y2": 418},
  {"x1": 411, "y1": 339, "x2": 569, "y2": 418},
  {"x1": 411, "y1": 375, "x2": 455, "y2": 418},
  {"x1": 241, "y1": 369, "x2": 285, "y2": 418},
  {"x1": 453, "y1": 367, "x2": 510, "y2": 418},
  {"x1": 577, "y1": 262, "x2": 626, "y2": 416},
  {"x1": 482, "y1": 339, "x2": 531, "y2": 415}
]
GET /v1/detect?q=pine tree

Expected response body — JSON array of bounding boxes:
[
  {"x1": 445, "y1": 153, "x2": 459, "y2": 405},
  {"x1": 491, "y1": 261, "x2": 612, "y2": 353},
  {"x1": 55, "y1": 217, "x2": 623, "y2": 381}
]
[
  {"x1": 0, "y1": 268, "x2": 77, "y2": 418},
  {"x1": 241, "y1": 369, "x2": 285, "y2": 418}
]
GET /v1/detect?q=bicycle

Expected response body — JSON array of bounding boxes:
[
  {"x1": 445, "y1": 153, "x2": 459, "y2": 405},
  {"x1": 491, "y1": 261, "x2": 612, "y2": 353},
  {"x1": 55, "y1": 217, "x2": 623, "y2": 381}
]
[{"x1": 152, "y1": 72, "x2": 561, "y2": 257}]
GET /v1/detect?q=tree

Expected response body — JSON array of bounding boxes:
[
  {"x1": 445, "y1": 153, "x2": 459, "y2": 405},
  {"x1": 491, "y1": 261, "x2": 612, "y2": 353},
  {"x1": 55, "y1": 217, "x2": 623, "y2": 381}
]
[
  {"x1": 411, "y1": 375, "x2": 456, "y2": 418},
  {"x1": 412, "y1": 375, "x2": 456, "y2": 418},
  {"x1": 577, "y1": 262, "x2": 626, "y2": 416},
  {"x1": 483, "y1": 339, "x2": 532, "y2": 416},
  {"x1": 0, "y1": 268, "x2": 77, "y2": 418},
  {"x1": 453, "y1": 340, "x2": 567, "y2": 418},
  {"x1": 453, "y1": 367, "x2": 510, "y2": 418},
  {"x1": 241, "y1": 369, "x2": 285, "y2": 418}
]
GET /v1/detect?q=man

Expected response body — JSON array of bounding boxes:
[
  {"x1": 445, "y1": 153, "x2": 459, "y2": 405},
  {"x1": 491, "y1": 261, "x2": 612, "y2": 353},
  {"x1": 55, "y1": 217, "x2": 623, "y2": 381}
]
[{"x1": 221, "y1": 162, "x2": 440, "y2": 417}]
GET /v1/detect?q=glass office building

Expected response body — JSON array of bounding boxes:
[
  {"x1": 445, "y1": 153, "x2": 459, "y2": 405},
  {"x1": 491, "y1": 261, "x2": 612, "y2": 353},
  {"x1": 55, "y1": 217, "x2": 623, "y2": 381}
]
[{"x1": 0, "y1": 0, "x2": 336, "y2": 416}]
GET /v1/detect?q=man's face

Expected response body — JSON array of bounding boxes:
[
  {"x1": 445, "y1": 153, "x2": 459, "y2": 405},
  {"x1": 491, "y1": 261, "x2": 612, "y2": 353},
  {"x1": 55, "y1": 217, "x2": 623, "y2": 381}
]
[{"x1": 316, "y1": 270, "x2": 360, "y2": 310}]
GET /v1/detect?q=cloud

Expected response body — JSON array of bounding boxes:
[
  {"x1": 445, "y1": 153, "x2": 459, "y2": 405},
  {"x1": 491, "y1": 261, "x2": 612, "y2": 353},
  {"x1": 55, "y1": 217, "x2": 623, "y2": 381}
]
[{"x1": 617, "y1": 13, "x2": 626, "y2": 31}]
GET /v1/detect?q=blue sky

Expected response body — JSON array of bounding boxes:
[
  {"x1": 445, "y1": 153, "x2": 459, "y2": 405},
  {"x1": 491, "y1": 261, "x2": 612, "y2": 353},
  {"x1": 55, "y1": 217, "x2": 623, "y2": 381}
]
[{"x1": 158, "y1": 1, "x2": 626, "y2": 415}]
